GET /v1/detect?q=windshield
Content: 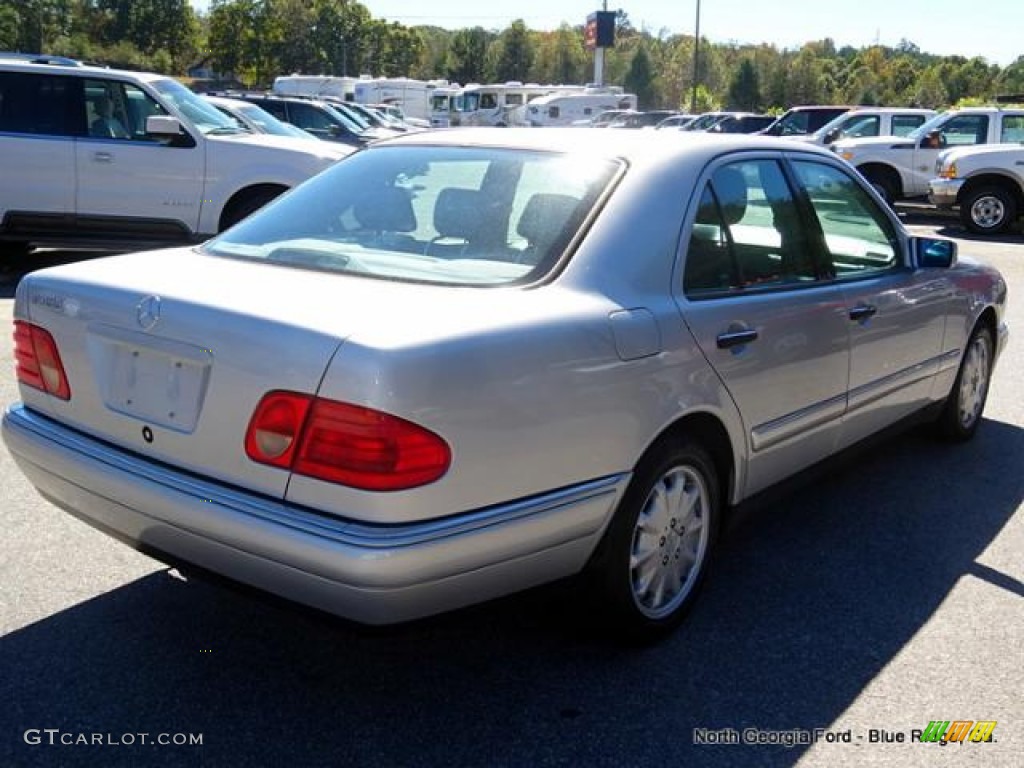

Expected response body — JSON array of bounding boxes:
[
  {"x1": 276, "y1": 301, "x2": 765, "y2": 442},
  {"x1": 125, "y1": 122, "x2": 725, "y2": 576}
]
[
  {"x1": 205, "y1": 145, "x2": 621, "y2": 287},
  {"x1": 151, "y1": 79, "x2": 240, "y2": 134},
  {"x1": 684, "y1": 113, "x2": 725, "y2": 131},
  {"x1": 322, "y1": 102, "x2": 366, "y2": 133},
  {"x1": 906, "y1": 111, "x2": 950, "y2": 140},
  {"x1": 234, "y1": 102, "x2": 313, "y2": 138},
  {"x1": 813, "y1": 113, "x2": 876, "y2": 141},
  {"x1": 330, "y1": 102, "x2": 371, "y2": 130}
]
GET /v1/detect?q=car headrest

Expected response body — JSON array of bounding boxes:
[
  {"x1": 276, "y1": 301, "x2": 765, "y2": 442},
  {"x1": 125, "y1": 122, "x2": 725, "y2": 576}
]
[
  {"x1": 353, "y1": 185, "x2": 416, "y2": 232},
  {"x1": 433, "y1": 187, "x2": 482, "y2": 241},
  {"x1": 516, "y1": 193, "x2": 580, "y2": 246},
  {"x1": 712, "y1": 166, "x2": 748, "y2": 225}
]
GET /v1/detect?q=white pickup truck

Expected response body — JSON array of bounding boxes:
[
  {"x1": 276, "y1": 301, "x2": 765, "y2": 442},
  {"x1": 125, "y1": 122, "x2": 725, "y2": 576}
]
[
  {"x1": 832, "y1": 106, "x2": 1024, "y2": 202},
  {"x1": 928, "y1": 143, "x2": 1024, "y2": 234}
]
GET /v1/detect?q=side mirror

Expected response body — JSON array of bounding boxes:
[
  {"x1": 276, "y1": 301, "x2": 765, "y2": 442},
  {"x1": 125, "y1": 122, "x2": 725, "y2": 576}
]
[
  {"x1": 913, "y1": 236, "x2": 957, "y2": 269},
  {"x1": 823, "y1": 128, "x2": 840, "y2": 144},
  {"x1": 146, "y1": 115, "x2": 182, "y2": 136},
  {"x1": 921, "y1": 130, "x2": 943, "y2": 149}
]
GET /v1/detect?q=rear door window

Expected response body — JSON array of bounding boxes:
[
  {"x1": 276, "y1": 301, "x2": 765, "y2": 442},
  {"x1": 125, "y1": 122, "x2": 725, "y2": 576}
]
[
  {"x1": 892, "y1": 113, "x2": 928, "y2": 136},
  {"x1": 0, "y1": 71, "x2": 80, "y2": 136},
  {"x1": 683, "y1": 159, "x2": 820, "y2": 297}
]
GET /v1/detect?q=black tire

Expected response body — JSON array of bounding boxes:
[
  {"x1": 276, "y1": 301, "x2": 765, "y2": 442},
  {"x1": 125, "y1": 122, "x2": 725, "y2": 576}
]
[
  {"x1": 959, "y1": 185, "x2": 1017, "y2": 236},
  {"x1": 220, "y1": 187, "x2": 286, "y2": 231},
  {"x1": 859, "y1": 166, "x2": 898, "y2": 205},
  {"x1": 935, "y1": 324, "x2": 994, "y2": 441},
  {"x1": 589, "y1": 438, "x2": 721, "y2": 641}
]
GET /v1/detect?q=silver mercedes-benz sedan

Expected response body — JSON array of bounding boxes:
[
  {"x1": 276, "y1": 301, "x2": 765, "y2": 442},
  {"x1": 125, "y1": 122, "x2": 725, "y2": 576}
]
[{"x1": 2, "y1": 129, "x2": 1009, "y2": 639}]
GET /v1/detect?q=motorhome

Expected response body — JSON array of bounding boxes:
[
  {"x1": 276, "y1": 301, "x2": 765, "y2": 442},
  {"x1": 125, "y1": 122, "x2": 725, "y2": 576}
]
[
  {"x1": 448, "y1": 82, "x2": 583, "y2": 127},
  {"x1": 273, "y1": 75, "x2": 358, "y2": 102},
  {"x1": 429, "y1": 85, "x2": 461, "y2": 127},
  {"x1": 353, "y1": 77, "x2": 447, "y2": 124},
  {"x1": 526, "y1": 88, "x2": 638, "y2": 127}
]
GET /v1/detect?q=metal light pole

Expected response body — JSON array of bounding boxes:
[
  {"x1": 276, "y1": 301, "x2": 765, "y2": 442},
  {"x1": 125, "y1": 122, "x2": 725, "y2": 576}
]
[{"x1": 690, "y1": 0, "x2": 701, "y2": 114}]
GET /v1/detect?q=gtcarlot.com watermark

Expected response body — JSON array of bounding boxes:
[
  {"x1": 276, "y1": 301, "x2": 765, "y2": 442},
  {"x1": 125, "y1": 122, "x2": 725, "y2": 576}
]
[{"x1": 24, "y1": 729, "x2": 203, "y2": 747}]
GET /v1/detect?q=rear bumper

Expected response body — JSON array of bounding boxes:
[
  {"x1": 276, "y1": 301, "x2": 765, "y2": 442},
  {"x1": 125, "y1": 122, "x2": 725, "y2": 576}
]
[{"x1": 3, "y1": 404, "x2": 626, "y2": 624}]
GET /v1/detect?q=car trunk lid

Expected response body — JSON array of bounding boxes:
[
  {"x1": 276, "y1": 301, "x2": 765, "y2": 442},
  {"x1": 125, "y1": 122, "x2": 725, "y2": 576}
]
[{"x1": 17, "y1": 248, "x2": 359, "y2": 498}]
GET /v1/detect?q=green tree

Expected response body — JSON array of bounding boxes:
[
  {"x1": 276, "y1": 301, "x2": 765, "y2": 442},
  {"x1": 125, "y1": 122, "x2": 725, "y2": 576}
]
[
  {"x1": 913, "y1": 66, "x2": 948, "y2": 108},
  {"x1": 995, "y1": 56, "x2": 1024, "y2": 97},
  {"x1": 624, "y1": 45, "x2": 656, "y2": 108},
  {"x1": 0, "y1": 4, "x2": 19, "y2": 50},
  {"x1": 726, "y1": 58, "x2": 761, "y2": 110},
  {"x1": 447, "y1": 26, "x2": 490, "y2": 84},
  {"x1": 490, "y1": 20, "x2": 533, "y2": 82},
  {"x1": 3, "y1": 0, "x2": 74, "y2": 52},
  {"x1": 531, "y1": 25, "x2": 586, "y2": 85}
]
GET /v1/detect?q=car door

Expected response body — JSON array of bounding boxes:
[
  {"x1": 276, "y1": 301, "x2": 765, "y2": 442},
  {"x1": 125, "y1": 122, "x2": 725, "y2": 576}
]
[
  {"x1": 908, "y1": 113, "x2": 990, "y2": 195},
  {"x1": 75, "y1": 78, "x2": 206, "y2": 238},
  {"x1": 788, "y1": 158, "x2": 949, "y2": 448},
  {"x1": 679, "y1": 156, "x2": 851, "y2": 497},
  {"x1": 0, "y1": 70, "x2": 76, "y2": 227}
]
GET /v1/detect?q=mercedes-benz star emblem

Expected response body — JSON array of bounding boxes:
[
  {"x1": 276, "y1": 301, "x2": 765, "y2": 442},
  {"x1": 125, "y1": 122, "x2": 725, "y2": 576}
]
[{"x1": 136, "y1": 295, "x2": 162, "y2": 330}]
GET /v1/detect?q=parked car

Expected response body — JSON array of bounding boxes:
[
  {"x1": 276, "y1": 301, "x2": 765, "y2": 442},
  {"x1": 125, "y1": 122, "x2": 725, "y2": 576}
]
[
  {"x1": 343, "y1": 101, "x2": 422, "y2": 132},
  {"x1": 0, "y1": 55, "x2": 351, "y2": 259},
  {"x1": 758, "y1": 105, "x2": 851, "y2": 136},
  {"x1": 585, "y1": 108, "x2": 637, "y2": 127},
  {"x1": 655, "y1": 114, "x2": 697, "y2": 130},
  {"x1": 202, "y1": 94, "x2": 319, "y2": 140},
  {"x1": 607, "y1": 110, "x2": 680, "y2": 129},
  {"x1": 681, "y1": 111, "x2": 738, "y2": 131},
  {"x1": 929, "y1": 143, "x2": 1024, "y2": 234},
  {"x1": 707, "y1": 114, "x2": 776, "y2": 133},
  {"x1": 232, "y1": 93, "x2": 388, "y2": 146},
  {"x1": 3, "y1": 129, "x2": 1007, "y2": 639},
  {"x1": 800, "y1": 107, "x2": 936, "y2": 145}
]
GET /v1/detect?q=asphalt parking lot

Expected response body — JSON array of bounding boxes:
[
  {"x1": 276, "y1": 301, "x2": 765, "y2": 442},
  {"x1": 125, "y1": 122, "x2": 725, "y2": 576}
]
[{"x1": 1, "y1": 215, "x2": 1021, "y2": 767}]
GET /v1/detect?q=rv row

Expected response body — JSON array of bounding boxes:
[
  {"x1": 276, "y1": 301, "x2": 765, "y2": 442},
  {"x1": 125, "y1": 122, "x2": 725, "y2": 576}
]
[{"x1": 273, "y1": 75, "x2": 638, "y2": 128}]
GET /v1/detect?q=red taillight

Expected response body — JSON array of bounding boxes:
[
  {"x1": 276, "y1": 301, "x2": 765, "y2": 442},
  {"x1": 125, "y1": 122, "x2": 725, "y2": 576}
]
[
  {"x1": 245, "y1": 392, "x2": 450, "y2": 491},
  {"x1": 244, "y1": 391, "x2": 313, "y2": 469},
  {"x1": 13, "y1": 320, "x2": 71, "y2": 400}
]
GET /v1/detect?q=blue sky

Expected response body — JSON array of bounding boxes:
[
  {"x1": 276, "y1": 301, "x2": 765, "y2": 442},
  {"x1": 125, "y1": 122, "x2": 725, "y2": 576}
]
[{"x1": 190, "y1": 1, "x2": 1022, "y2": 67}]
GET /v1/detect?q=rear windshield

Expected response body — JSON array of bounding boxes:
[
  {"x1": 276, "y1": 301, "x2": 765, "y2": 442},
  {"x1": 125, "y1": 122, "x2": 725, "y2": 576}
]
[{"x1": 205, "y1": 145, "x2": 621, "y2": 286}]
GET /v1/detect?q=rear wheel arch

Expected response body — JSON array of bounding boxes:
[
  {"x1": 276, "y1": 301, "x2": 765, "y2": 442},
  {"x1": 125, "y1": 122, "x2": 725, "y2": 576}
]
[
  {"x1": 856, "y1": 163, "x2": 902, "y2": 203},
  {"x1": 655, "y1": 412, "x2": 737, "y2": 507},
  {"x1": 219, "y1": 183, "x2": 290, "y2": 231}
]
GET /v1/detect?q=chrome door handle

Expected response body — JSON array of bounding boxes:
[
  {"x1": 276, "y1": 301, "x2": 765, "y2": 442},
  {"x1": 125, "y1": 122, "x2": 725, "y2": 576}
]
[
  {"x1": 92, "y1": 152, "x2": 113, "y2": 163},
  {"x1": 848, "y1": 304, "x2": 877, "y2": 322},
  {"x1": 716, "y1": 329, "x2": 759, "y2": 349}
]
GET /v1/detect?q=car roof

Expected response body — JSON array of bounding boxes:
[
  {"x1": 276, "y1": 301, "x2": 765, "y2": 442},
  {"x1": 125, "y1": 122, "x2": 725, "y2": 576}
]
[
  {"x1": 375, "y1": 126, "x2": 839, "y2": 167},
  {"x1": 0, "y1": 55, "x2": 167, "y2": 84}
]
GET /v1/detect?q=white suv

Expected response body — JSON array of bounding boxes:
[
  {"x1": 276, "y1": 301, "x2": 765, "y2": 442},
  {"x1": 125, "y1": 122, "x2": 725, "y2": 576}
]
[{"x1": 0, "y1": 56, "x2": 352, "y2": 259}]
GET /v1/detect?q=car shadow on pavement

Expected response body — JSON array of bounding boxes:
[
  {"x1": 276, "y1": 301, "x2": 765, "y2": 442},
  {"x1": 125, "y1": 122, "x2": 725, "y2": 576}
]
[{"x1": 2, "y1": 419, "x2": 1023, "y2": 768}]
